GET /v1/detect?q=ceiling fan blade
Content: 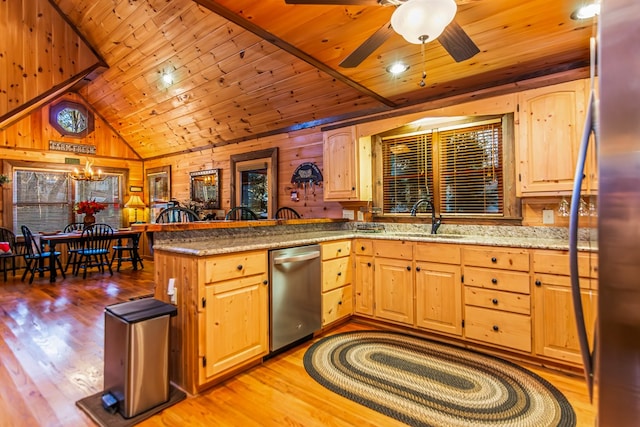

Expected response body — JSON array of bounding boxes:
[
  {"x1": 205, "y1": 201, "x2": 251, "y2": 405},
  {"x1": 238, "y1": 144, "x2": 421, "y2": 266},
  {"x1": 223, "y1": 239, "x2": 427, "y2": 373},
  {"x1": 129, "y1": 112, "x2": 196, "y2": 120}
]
[
  {"x1": 438, "y1": 20, "x2": 480, "y2": 63},
  {"x1": 285, "y1": 0, "x2": 380, "y2": 5},
  {"x1": 339, "y1": 21, "x2": 394, "y2": 68}
]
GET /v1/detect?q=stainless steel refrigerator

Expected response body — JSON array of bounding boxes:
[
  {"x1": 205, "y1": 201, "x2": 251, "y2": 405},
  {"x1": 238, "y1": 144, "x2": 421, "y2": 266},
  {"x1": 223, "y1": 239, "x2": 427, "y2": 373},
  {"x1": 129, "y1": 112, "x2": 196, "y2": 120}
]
[{"x1": 575, "y1": 0, "x2": 640, "y2": 424}]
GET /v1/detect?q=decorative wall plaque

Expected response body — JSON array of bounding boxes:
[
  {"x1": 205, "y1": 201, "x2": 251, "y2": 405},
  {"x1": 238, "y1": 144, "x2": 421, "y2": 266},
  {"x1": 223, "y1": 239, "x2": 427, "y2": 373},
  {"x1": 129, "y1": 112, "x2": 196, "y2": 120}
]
[{"x1": 49, "y1": 140, "x2": 97, "y2": 154}]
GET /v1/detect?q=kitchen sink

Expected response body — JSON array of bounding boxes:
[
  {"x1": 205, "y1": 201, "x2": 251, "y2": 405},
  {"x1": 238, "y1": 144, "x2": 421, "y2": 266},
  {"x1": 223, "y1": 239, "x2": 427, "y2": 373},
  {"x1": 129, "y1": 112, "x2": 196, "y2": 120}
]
[{"x1": 390, "y1": 233, "x2": 468, "y2": 239}]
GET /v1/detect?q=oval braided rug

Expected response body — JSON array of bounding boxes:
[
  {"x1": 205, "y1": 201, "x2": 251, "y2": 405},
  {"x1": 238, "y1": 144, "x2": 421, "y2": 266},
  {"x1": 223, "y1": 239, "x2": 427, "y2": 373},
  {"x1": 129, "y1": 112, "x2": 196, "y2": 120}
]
[{"x1": 303, "y1": 331, "x2": 576, "y2": 427}]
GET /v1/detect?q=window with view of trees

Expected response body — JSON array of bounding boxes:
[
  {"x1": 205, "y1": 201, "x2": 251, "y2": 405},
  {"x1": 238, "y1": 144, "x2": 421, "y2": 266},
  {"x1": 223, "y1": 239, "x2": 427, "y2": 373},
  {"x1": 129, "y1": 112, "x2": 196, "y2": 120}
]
[
  {"x1": 12, "y1": 170, "x2": 123, "y2": 234},
  {"x1": 379, "y1": 116, "x2": 512, "y2": 218}
]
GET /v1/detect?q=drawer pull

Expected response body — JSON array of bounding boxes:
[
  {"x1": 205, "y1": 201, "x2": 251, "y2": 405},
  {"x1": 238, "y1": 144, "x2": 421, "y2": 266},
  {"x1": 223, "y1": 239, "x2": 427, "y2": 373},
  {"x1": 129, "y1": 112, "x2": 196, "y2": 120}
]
[
  {"x1": 491, "y1": 278, "x2": 498, "y2": 284},
  {"x1": 492, "y1": 298, "x2": 498, "y2": 305},
  {"x1": 337, "y1": 271, "x2": 342, "y2": 276},
  {"x1": 406, "y1": 266, "x2": 411, "y2": 271},
  {"x1": 338, "y1": 300, "x2": 343, "y2": 305},
  {"x1": 361, "y1": 246, "x2": 365, "y2": 251},
  {"x1": 491, "y1": 257, "x2": 497, "y2": 263},
  {"x1": 263, "y1": 280, "x2": 268, "y2": 285},
  {"x1": 367, "y1": 262, "x2": 372, "y2": 267},
  {"x1": 493, "y1": 325, "x2": 499, "y2": 331},
  {"x1": 237, "y1": 264, "x2": 243, "y2": 271},
  {"x1": 338, "y1": 248, "x2": 342, "y2": 253},
  {"x1": 416, "y1": 266, "x2": 421, "y2": 272},
  {"x1": 535, "y1": 280, "x2": 541, "y2": 287}
]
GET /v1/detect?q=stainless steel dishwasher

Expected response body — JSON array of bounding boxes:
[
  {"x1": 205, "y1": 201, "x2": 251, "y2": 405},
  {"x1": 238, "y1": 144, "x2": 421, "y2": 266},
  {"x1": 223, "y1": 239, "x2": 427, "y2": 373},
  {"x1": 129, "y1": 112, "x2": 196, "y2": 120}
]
[{"x1": 269, "y1": 244, "x2": 321, "y2": 352}]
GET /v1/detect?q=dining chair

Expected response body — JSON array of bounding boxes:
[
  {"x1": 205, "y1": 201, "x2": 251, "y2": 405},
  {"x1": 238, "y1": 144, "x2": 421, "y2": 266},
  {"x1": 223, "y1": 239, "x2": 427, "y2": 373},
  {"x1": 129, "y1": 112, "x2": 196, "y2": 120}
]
[
  {"x1": 0, "y1": 227, "x2": 21, "y2": 282},
  {"x1": 63, "y1": 222, "x2": 84, "y2": 273},
  {"x1": 110, "y1": 233, "x2": 144, "y2": 272},
  {"x1": 275, "y1": 207, "x2": 301, "y2": 219},
  {"x1": 21, "y1": 225, "x2": 66, "y2": 284},
  {"x1": 225, "y1": 207, "x2": 258, "y2": 221},
  {"x1": 155, "y1": 206, "x2": 200, "y2": 223},
  {"x1": 74, "y1": 224, "x2": 114, "y2": 278}
]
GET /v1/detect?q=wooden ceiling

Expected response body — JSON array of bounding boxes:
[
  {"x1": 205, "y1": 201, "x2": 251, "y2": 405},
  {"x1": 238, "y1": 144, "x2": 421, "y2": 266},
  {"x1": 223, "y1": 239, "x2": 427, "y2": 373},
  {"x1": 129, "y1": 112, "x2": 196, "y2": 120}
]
[{"x1": 49, "y1": 0, "x2": 595, "y2": 160}]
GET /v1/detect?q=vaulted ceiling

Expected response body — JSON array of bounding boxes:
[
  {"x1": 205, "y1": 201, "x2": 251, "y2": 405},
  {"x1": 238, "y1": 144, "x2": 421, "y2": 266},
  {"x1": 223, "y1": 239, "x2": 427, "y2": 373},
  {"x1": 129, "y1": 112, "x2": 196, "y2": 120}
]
[{"x1": 27, "y1": 1, "x2": 598, "y2": 159}]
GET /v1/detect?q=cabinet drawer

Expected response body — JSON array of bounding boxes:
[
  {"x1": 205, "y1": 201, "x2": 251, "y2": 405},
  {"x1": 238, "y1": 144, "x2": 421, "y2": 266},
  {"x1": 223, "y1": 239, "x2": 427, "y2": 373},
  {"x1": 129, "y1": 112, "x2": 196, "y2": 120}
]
[
  {"x1": 465, "y1": 306, "x2": 531, "y2": 352},
  {"x1": 464, "y1": 266, "x2": 530, "y2": 294},
  {"x1": 322, "y1": 285, "x2": 353, "y2": 326},
  {"x1": 464, "y1": 287, "x2": 531, "y2": 315},
  {"x1": 532, "y1": 250, "x2": 598, "y2": 278},
  {"x1": 353, "y1": 239, "x2": 373, "y2": 256},
  {"x1": 322, "y1": 257, "x2": 352, "y2": 292},
  {"x1": 463, "y1": 247, "x2": 529, "y2": 271},
  {"x1": 373, "y1": 240, "x2": 413, "y2": 259},
  {"x1": 415, "y1": 243, "x2": 460, "y2": 264},
  {"x1": 322, "y1": 240, "x2": 352, "y2": 261},
  {"x1": 204, "y1": 251, "x2": 267, "y2": 283}
]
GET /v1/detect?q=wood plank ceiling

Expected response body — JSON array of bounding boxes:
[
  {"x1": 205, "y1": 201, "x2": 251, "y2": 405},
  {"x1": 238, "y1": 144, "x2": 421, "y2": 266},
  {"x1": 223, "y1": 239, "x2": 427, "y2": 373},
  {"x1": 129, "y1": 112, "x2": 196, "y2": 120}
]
[{"x1": 49, "y1": 0, "x2": 595, "y2": 160}]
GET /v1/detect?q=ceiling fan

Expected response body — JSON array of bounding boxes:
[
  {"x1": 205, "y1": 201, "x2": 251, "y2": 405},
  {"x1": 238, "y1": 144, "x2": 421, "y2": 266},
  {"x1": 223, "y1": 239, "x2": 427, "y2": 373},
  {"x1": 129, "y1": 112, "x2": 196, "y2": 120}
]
[{"x1": 284, "y1": 0, "x2": 480, "y2": 68}]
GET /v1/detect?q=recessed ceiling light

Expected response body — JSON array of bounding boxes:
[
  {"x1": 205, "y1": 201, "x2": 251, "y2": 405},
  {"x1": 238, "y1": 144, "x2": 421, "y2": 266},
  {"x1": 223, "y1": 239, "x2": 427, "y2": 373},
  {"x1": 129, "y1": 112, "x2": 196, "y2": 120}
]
[
  {"x1": 571, "y1": 2, "x2": 600, "y2": 20},
  {"x1": 386, "y1": 62, "x2": 410, "y2": 75},
  {"x1": 162, "y1": 73, "x2": 173, "y2": 85}
]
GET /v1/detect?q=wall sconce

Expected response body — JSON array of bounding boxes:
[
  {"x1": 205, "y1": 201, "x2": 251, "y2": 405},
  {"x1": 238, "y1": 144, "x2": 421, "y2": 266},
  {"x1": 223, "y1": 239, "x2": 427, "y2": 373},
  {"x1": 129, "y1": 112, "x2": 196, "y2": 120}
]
[{"x1": 125, "y1": 194, "x2": 147, "y2": 223}]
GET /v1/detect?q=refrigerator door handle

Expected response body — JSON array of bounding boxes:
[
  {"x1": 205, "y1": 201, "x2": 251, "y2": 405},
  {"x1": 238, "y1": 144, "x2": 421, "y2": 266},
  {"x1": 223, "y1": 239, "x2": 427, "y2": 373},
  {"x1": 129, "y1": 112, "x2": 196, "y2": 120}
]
[{"x1": 569, "y1": 89, "x2": 597, "y2": 402}]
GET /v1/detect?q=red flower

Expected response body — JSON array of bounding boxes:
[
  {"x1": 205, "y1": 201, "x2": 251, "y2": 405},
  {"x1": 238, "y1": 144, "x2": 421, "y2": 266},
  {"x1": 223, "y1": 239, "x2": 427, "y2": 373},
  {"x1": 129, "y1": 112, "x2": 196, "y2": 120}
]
[{"x1": 75, "y1": 200, "x2": 107, "y2": 215}]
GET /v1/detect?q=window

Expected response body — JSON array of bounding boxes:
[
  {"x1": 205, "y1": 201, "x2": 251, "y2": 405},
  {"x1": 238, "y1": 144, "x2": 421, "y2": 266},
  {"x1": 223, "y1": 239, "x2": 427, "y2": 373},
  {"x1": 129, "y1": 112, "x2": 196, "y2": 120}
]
[
  {"x1": 12, "y1": 169, "x2": 123, "y2": 233},
  {"x1": 379, "y1": 116, "x2": 511, "y2": 218},
  {"x1": 49, "y1": 100, "x2": 95, "y2": 137}
]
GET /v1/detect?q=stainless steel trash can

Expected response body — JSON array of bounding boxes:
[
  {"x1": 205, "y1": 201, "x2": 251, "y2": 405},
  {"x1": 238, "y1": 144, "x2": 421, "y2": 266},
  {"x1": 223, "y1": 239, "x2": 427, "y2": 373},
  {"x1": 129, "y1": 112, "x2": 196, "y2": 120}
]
[{"x1": 103, "y1": 298, "x2": 177, "y2": 418}]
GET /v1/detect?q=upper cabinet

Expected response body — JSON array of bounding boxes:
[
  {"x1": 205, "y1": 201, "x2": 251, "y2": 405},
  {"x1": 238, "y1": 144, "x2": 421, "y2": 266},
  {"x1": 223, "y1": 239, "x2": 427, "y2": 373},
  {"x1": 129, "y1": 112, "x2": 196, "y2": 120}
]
[
  {"x1": 323, "y1": 127, "x2": 372, "y2": 201},
  {"x1": 517, "y1": 79, "x2": 597, "y2": 196}
]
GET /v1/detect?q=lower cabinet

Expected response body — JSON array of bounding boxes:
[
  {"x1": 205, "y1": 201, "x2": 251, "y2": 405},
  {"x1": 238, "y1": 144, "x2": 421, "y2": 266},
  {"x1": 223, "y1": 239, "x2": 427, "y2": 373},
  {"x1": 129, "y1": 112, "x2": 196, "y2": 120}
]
[
  {"x1": 353, "y1": 239, "x2": 374, "y2": 316},
  {"x1": 321, "y1": 240, "x2": 353, "y2": 326},
  {"x1": 373, "y1": 241, "x2": 414, "y2": 325}
]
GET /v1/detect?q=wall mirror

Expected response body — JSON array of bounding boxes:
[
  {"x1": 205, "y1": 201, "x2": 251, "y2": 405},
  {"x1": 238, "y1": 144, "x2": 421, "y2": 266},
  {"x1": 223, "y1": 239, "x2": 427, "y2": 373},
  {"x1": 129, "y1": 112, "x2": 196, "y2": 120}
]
[
  {"x1": 146, "y1": 165, "x2": 170, "y2": 222},
  {"x1": 190, "y1": 169, "x2": 220, "y2": 209},
  {"x1": 230, "y1": 148, "x2": 278, "y2": 219}
]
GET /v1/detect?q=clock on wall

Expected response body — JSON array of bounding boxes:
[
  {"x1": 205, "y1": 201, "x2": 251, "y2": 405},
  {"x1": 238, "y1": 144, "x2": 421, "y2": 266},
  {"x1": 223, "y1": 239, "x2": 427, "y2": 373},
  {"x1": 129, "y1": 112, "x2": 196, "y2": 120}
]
[{"x1": 49, "y1": 100, "x2": 95, "y2": 137}]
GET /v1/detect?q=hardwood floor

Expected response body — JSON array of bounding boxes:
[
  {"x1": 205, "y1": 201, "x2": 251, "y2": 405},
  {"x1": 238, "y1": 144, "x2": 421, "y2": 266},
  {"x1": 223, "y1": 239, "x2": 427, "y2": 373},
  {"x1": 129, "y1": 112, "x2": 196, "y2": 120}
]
[{"x1": 0, "y1": 264, "x2": 597, "y2": 427}]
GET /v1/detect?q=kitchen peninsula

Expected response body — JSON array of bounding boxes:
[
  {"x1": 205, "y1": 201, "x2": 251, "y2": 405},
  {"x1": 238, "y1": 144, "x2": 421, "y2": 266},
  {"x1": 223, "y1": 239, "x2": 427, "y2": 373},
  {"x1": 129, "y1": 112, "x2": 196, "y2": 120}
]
[{"x1": 139, "y1": 219, "x2": 598, "y2": 396}]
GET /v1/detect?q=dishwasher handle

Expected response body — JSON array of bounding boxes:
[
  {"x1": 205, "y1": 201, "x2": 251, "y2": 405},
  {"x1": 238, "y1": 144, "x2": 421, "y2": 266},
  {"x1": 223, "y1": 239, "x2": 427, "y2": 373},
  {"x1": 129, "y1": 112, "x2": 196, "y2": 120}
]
[{"x1": 273, "y1": 251, "x2": 320, "y2": 264}]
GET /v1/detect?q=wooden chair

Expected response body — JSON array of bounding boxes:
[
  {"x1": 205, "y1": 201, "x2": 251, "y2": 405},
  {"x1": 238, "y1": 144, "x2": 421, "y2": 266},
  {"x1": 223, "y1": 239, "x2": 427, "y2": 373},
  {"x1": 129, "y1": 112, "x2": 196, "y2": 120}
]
[
  {"x1": 63, "y1": 222, "x2": 84, "y2": 273},
  {"x1": 110, "y1": 233, "x2": 143, "y2": 272},
  {"x1": 155, "y1": 206, "x2": 200, "y2": 223},
  {"x1": 21, "y1": 225, "x2": 66, "y2": 284},
  {"x1": 0, "y1": 227, "x2": 20, "y2": 282},
  {"x1": 74, "y1": 224, "x2": 114, "y2": 278},
  {"x1": 225, "y1": 207, "x2": 258, "y2": 221},
  {"x1": 275, "y1": 207, "x2": 301, "y2": 219}
]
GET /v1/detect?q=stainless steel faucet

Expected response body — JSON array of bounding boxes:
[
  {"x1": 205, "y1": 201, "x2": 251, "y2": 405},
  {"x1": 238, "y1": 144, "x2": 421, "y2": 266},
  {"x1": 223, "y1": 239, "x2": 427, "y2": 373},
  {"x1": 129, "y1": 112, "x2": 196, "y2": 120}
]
[{"x1": 409, "y1": 199, "x2": 442, "y2": 234}]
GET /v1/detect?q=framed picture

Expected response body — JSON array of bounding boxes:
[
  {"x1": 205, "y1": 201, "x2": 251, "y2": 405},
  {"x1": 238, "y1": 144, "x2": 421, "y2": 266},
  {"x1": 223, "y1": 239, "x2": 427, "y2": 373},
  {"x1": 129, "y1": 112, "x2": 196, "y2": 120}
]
[{"x1": 146, "y1": 166, "x2": 171, "y2": 222}]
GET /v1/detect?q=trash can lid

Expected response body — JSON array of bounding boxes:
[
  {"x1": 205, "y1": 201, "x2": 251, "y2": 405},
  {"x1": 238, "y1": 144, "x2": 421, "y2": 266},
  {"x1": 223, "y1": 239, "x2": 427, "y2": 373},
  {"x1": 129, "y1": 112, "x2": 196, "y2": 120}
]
[{"x1": 105, "y1": 298, "x2": 177, "y2": 323}]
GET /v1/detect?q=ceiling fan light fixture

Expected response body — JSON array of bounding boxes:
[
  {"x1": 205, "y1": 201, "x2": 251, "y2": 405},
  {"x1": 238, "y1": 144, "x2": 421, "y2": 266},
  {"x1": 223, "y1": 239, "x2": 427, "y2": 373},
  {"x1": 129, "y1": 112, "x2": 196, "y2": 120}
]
[
  {"x1": 570, "y1": 2, "x2": 601, "y2": 20},
  {"x1": 391, "y1": 0, "x2": 457, "y2": 44},
  {"x1": 386, "y1": 62, "x2": 410, "y2": 74}
]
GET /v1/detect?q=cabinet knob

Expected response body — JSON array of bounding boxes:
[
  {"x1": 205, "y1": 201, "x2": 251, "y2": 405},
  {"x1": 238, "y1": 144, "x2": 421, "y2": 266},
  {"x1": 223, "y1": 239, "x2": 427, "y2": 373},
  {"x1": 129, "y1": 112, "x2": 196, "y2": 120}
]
[
  {"x1": 492, "y1": 298, "x2": 498, "y2": 305},
  {"x1": 406, "y1": 266, "x2": 411, "y2": 271},
  {"x1": 493, "y1": 325, "x2": 499, "y2": 331},
  {"x1": 416, "y1": 266, "x2": 421, "y2": 272},
  {"x1": 338, "y1": 248, "x2": 342, "y2": 253},
  {"x1": 263, "y1": 280, "x2": 268, "y2": 285},
  {"x1": 351, "y1": 187, "x2": 356, "y2": 191},
  {"x1": 535, "y1": 280, "x2": 542, "y2": 286},
  {"x1": 361, "y1": 246, "x2": 365, "y2": 251},
  {"x1": 491, "y1": 257, "x2": 497, "y2": 263},
  {"x1": 237, "y1": 264, "x2": 243, "y2": 270},
  {"x1": 491, "y1": 278, "x2": 498, "y2": 284},
  {"x1": 338, "y1": 300, "x2": 342, "y2": 305},
  {"x1": 337, "y1": 271, "x2": 342, "y2": 276},
  {"x1": 367, "y1": 262, "x2": 371, "y2": 267}
]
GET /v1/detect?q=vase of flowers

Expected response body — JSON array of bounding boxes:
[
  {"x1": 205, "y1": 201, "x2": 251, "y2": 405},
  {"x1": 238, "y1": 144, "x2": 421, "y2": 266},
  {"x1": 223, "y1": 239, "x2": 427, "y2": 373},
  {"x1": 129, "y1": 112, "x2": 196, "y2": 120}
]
[
  {"x1": 0, "y1": 174, "x2": 10, "y2": 186},
  {"x1": 75, "y1": 199, "x2": 107, "y2": 226}
]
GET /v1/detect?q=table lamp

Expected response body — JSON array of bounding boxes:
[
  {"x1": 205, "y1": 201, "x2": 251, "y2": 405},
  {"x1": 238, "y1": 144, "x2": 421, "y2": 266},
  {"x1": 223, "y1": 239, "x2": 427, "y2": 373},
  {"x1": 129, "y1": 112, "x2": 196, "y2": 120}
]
[{"x1": 124, "y1": 194, "x2": 146, "y2": 223}]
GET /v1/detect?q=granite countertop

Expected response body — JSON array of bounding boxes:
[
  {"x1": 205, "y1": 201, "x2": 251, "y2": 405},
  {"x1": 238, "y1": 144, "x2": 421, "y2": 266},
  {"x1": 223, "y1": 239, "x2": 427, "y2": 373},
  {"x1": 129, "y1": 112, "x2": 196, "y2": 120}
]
[{"x1": 152, "y1": 227, "x2": 598, "y2": 257}]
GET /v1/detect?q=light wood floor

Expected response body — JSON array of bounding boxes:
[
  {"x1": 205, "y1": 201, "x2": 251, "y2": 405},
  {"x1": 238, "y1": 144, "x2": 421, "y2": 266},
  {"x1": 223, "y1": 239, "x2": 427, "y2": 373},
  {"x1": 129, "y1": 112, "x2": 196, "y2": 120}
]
[{"x1": 0, "y1": 263, "x2": 597, "y2": 427}]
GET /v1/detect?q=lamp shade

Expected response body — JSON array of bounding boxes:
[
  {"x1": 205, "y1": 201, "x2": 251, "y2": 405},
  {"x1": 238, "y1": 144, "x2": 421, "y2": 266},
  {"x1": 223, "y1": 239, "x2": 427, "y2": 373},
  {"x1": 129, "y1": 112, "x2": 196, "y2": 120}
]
[
  {"x1": 125, "y1": 195, "x2": 146, "y2": 209},
  {"x1": 391, "y1": 0, "x2": 457, "y2": 45}
]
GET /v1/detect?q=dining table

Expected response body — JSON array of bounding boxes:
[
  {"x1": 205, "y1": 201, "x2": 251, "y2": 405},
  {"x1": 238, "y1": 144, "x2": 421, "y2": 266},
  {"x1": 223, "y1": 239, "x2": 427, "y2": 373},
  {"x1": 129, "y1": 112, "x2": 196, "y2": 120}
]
[{"x1": 40, "y1": 229, "x2": 143, "y2": 282}]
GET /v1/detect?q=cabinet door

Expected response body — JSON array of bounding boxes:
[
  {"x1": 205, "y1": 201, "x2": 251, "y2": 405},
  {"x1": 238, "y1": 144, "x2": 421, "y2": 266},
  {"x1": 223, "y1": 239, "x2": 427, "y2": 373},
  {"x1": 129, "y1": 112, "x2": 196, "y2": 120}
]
[
  {"x1": 415, "y1": 262, "x2": 462, "y2": 336},
  {"x1": 323, "y1": 127, "x2": 357, "y2": 200},
  {"x1": 533, "y1": 274, "x2": 597, "y2": 365},
  {"x1": 354, "y1": 255, "x2": 374, "y2": 316},
  {"x1": 202, "y1": 274, "x2": 268, "y2": 380},
  {"x1": 374, "y1": 257, "x2": 414, "y2": 325},
  {"x1": 517, "y1": 79, "x2": 588, "y2": 195}
]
